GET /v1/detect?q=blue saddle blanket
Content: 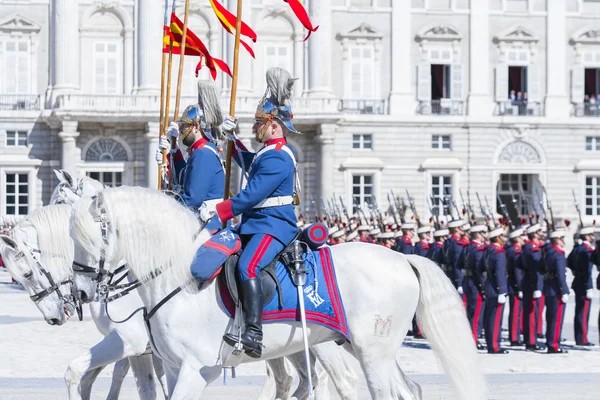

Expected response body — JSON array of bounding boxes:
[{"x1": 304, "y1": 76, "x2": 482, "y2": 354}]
[
  {"x1": 190, "y1": 229, "x2": 241, "y2": 282},
  {"x1": 217, "y1": 246, "x2": 350, "y2": 341}
]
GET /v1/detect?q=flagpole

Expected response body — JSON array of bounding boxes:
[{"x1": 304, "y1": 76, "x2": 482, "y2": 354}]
[
  {"x1": 170, "y1": 0, "x2": 191, "y2": 190},
  {"x1": 161, "y1": 1, "x2": 177, "y2": 191},
  {"x1": 222, "y1": 0, "x2": 243, "y2": 227},
  {"x1": 158, "y1": 2, "x2": 170, "y2": 189}
]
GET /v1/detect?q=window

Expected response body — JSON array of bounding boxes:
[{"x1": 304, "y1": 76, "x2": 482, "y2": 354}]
[
  {"x1": 6, "y1": 131, "x2": 27, "y2": 147},
  {"x1": 5, "y1": 173, "x2": 29, "y2": 215},
  {"x1": 586, "y1": 137, "x2": 600, "y2": 151},
  {"x1": 352, "y1": 174, "x2": 373, "y2": 213},
  {"x1": 497, "y1": 174, "x2": 531, "y2": 219},
  {"x1": 264, "y1": 44, "x2": 292, "y2": 72},
  {"x1": 352, "y1": 134, "x2": 372, "y2": 150},
  {"x1": 87, "y1": 171, "x2": 122, "y2": 188},
  {"x1": 431, "y1": 175, "x2": 452, "y2": 214},
  {"x1": 586, "y1": 177, "x2": 600, "y2": 216},
  {"x1": 3, "y1": 40, "x2": 30, "y2": 93},
  {"x1": 350, "y1": 46, "x2": 375, "y2": 99},
  {"x1": 94, "y1": 41, "x2": 119, "y2": 94},
  {"x1": 431, "y1": 135, "x2": 451, "y2": 149}
]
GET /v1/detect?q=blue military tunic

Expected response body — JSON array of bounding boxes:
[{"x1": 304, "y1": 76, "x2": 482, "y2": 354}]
[
  {"x1": 171, "y1": 138, "x2": 224, "y2": 232},
  {"x1": 543, "y1": 245, "x2": 569, "y2": 351},
  {"x1": 395, "y1": 235, "x2": 414, "y2": 254},
  {"x1": 414, "y1": 240, "x2": 430, "y2": 257},
  {"x1": 570, "y1": 241, "x2": 596, "y2": 345},
  {"x1": 444, "y1": 234, "x2": 467, "y2": 289},
  {"x1": 216, "y1": 137, "x2": 298, "y2": 281},
  {"x1": 483, "y1": 243, "x2": 508, "y2": 353},
  {"x1": 427, "y1": 241, "x2": 447, "y2": 272}
]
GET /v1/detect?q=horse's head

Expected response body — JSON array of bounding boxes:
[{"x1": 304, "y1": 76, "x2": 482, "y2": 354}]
[
  {"x1": 51, "y1": 169, "x2": 104, "y2": 205},
  {"x1": 70, "y1": 196, "x2": 121, "y2": 304},
  {"x1": 0, "y1": 224, "x2": 74, "y2": 325}
]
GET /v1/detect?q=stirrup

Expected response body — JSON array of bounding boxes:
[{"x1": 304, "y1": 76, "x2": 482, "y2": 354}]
[{"x1": 223, "y1": 333, "x2": 245, "y2": 355}]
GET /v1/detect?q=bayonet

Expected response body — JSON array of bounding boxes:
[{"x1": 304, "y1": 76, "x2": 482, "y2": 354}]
[
  {"x1": 406, "y1": 189, "x2": 421, "y2": 227},
  {"x1": 572, "y1": 189, "x2": 584, "y2": 227}
]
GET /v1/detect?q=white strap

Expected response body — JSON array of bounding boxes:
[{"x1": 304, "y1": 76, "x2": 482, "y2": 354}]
[
  {"x1": 255, "y1": 144, "x2": 297, "y2": 167},
  {"x1": 253, "y1": 196, "x2": 294, "y2": 209},
  {"x1": 203, "y1": 199, "x2": 221, "y2": 208}
]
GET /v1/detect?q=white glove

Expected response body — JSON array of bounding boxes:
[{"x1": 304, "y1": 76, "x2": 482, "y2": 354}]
[
  {"x1": 586, "y1": 289, "x2": 593, "y2": 299},
  {"x1": 561, "y1": 294, "x2": 569, "y2": 304},
  {"x1": 221, "y1": 116, "x2": 237, "y2": 133},
  {"x1": 497, "y1": 293, "x2": 507, "y2": 304},
  {"x1": 533, "y1": 290, "x2": 542, "y2": 299},
  {"x1": 457, "y1": 286, "x2": 464, "y2": 295},
  {"x1": 155, "y1": 148, "x2": 164, "y2": 165},
  {"x1": 518, "y1": 291, "x2": 523, "y2": 299},
  {"x1": 225, "y1": 131, "x2": 239, "y2": 143},
  {"x1": 199, "y1": 201, "x2": 218, "y2": 223},
  {"x1": 158, "y1": 136, "x2": 170, "y2": 150},
  {"x1": 167, "y1": 121, "x2": 179, "y2": 138}
]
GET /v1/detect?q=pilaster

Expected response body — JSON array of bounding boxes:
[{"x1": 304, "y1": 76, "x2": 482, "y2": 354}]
[
  {"x1": 137, "y1": 0, "x2": 163, "y2": 95},
  {"x1": 467, "y1": 0, "x2": 493, "y2": 117},
  {"x1": 544, "y1": 0, "x2": 569, "y2": 119},
  {"x1": 308, "y1": 0, "x2": 333, "y2": 97},
  {"x1": 317, "y1": 124, "x2": 336, "y2": 209},
  {"x1": 388, "y1": 0, "x2": 414, "y2": 115},
  {"x1": 52, "y1": 0, "x2": 80, "y2": 94}
]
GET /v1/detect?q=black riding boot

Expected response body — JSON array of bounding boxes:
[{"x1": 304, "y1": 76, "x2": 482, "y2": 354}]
[{"x1": 223, "y1": 278, "x2": 264, "y2": 358}]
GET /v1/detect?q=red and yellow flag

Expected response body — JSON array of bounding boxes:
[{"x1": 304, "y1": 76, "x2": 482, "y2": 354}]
[
  {"x1": 164, "y1": 13, "x2": 232, "y2": 80},
  {"x1": 284, "y1": 0, "x2": 319, "y2": 41},
  {"x1": 208, "y1": 0, "x2": 257, "y2": 58}
]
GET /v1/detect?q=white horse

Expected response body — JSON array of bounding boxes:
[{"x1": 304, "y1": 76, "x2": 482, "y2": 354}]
[
  {"x1": 50, "y1": 170, "x2": 349, "y2": 400},
  {"x1": 70, "y1": 186, "x2": 486, "y2": 400}
]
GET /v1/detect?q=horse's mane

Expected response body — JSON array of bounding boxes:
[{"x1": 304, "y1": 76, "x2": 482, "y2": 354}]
[
  {"x1": 51, "y1": 176, "x2": 104, "y2": 205},
  {"x1": 14, "y1": 204, "x2": 74, "y2": 281},
  {"x1": 71, "y1": 186, "x2": 203, "y2": 292}
]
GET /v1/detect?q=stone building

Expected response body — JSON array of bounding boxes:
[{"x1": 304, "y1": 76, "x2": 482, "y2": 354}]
[{"x1": 1, "y1": 0, "x2": 599, "y2": 231}]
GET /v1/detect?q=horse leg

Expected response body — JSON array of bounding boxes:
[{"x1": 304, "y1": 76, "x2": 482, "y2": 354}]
[
  {"x1": 64, "y1": 330, "x2": 142, "y2": 400},
  {"x1": 311, "y1": 343, "x2": 359, "y2": 400},
  {"x1": 286, "y1": 351, "x2": 322, "y2": 400},
  {"x1": 257, "y1": 358, "x2": 292, "y2": 400},
  {"x1": 152, "y1": 352, "x2": 169, "y2": 399},
  {"x1": 169, "y1": 361, "x2": 221, "y2": 400},
  {"x1": 164, "y1": 364, "x2": 180, "y2": 399},
  {"x1": 106, "y1": 359, "x2": 130, "y2": 400},
  {"x1": 79, "y1": 366, "x2": 105, "y2": 400},
  {"x1": 129, "y1": 353, "x2": 158, "y2": 400}
]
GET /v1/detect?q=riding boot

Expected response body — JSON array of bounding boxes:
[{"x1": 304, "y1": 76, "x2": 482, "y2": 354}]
[{"x1": 223, "y1": 278, "x2": 264, "y2": 358}]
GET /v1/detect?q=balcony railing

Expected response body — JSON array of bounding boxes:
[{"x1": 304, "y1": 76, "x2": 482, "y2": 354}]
[
  {"x1": 496, "y1": 101, "x2": 542, "y2": 116},
  {"x1": 572, "y1": 102, "x2": 600, "y2": 117},
  {"x1": 339, "y1": 99, "x2": 387, "y2": 115},
  {"x1": 0, "y1": 94, "x2": 41, "y2": 110},
  {"x1": 418, "y1": 99, "x2": 464, "y2": 115}
]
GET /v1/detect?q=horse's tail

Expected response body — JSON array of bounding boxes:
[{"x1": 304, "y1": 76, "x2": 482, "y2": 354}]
[{"x1": 405, "y1": 255, "x2": 487, "y2": 400}]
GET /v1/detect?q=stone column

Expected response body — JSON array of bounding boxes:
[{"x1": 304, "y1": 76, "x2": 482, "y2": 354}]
[
  {"x1": 308, "y1": 0, "x2": 333, "y2": 97},
  {"x1": 388, "y1": 0, "x2": 414, "y2": 115},
  {"x1": 545, "y1": 0, "x2": 569, "y2": 118},
  {"x1": 124, "y1": 29, "x2": 134, "y2": 94},
  {"x1": 145, "y1": 122, "x2": 160, "y2": 188},
  {"x1": 52, "y1": 0, "x2": 80, "y2": 93},
  {"x1": 137, "y1": 0, "x2": 163, "y2": 95},
  {"x1": 467, "y1": 0, "x2": 493, "y2": 116},
  {"x1": 58, "y1": 121, "x2": 80, "y2": 175},
  {"x1": 317, "y1": 124, "x2": 336, "y2": 210}
]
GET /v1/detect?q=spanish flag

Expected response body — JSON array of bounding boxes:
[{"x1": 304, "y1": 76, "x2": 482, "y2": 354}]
[
  {"x1": 164, "y1": 13, "x2": 232, "y2": 80},
  {"x1": 284, "y1": 0, "x2": 319, "y2": 41},
  {"x1": 208, "y1": 0, "x2": 257, "y2": 58}
]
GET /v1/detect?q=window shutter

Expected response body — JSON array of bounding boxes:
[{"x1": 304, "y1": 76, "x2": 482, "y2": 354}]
[
  {"x1": 350, "y1": 58, "x2": 361, "y2": 98},
  {"x1": 361, "y1": 48, "x2": 374, "y2": 99},
  {"x1": 495, "y1": 63, "x2": 508, "y2": 102},
  {"x1": 527, "y1": 64, "x2": 541, "y2": 102},
  {"x1": 451, "y1": 64, "x2": 463, "y2": 100},
  {"x1": 5, "y1": 41, "x2": 18, "y2": 93},
  {"x1": 417, "y1": 63, "x2": 431, "y2": 101},
  {"x1": 94, "y1": 43, "x2": 105, "y2": 93},
  {"x1": 571, "y1": 65, "x2": 585, "y2": 104},
  {"x1": 106, "y1": 43, "x2": 118, "y2": 94}
]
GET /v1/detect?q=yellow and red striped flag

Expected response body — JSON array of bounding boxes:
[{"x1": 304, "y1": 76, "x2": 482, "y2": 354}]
[
  {"x1": 208, "y1": 0, "x2": 257, "y2": 58},
  {"x1": 284, "y1": 0, "x2": 318, "y2": 41}
]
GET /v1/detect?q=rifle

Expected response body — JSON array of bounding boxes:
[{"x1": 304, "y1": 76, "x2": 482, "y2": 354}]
[
  {"x1": 496, "y1": 193, "x2": 513, "y2": 229},
  {"x1": 320, "y1": 197, "x2": 331, "y2": 224},
  {"x1": 372, "y1": 195, "x2": 386, "y2": 231},
  {"x1": 541, "y1": 186, "x2": 555, "y2": 231},
  {"x1": 353, "y1": 197, "x2": 369, "y2": 226},
  {"x1": 390, "y1": 190, "x2": 405, "y2": 223},
  {"x1": 406, "y1": 189, "x2": 421, "y2": 227},
  {"x1": 467, "y1": 190, "x2": 476, "y2": 221},
  {"x1": 520, "y1": 187, "x2": 536, "y2": 224},
  {"x1": 427, "y1": 195, "x2": 439, "y2": 229},
  {"x1": 459, "y1": 189, "x2": 471, "y2": 221},
  {"x1": 310, "y1": 195, "x2": 318, "y2": 222},
  {"x1": 476, "y1": 192, "x2": 489, "y2": 224},
  {"x1": 443, "y1": 187, "x2": 460, "y2": 220},
  {"x1": 572, "y1": 189, "x2": 584, "y2": 227},
  {"x1": 339, "y1": 195, "x2": 352, "y2": 229},
  {"x1": 508, "y1": 187, "x2": 520, "y2": 221},
  {"x1": 387, "y1": 193, "x2": 400, "y2": 226}
]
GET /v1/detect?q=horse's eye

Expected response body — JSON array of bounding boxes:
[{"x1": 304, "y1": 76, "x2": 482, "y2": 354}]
[{"x1": 23, "y1": 271, "x2": 33, "y2": 279}]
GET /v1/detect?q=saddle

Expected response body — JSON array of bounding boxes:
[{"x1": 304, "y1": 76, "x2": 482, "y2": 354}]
[{"x1": 222, "y1": 232, "x2": 302, "y2": 311}]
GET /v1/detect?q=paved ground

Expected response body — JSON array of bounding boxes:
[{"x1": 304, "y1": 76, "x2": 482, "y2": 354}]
[{"x1": 1, "y1": 268, "x2": 600, "y2": 399}]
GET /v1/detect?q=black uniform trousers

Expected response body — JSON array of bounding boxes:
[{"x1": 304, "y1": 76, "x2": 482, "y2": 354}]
[
  {"x1": 523, "y1": 291, "x2": 541, "y2": 346},
  {"x1": 574, "y1": 292, "x2": 592, "y2": 345},
  {"x1": 484, "y1": 296, "x2": 505, "y2": 353},
  {"x1": 508, "y1": 294, "x2": 523, "y2": 343},
  {"x1": 545, "y1": 295, "x2": 566, "y2": 351}
]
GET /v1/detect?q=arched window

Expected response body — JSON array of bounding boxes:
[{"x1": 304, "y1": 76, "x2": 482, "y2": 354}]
[{"x1": 82, "y1": 137, "x2": 132, "y2": 187}]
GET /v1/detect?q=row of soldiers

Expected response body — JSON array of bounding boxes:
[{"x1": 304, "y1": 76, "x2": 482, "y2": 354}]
[{"x1": 304, "y1": 192, "x2": 599, "y2": 354}]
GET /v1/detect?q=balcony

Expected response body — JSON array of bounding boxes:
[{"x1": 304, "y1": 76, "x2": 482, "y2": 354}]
[
  {"x1": 0, "y1": 94, "x2": 41, "y2": 111},
  {"x1": 418, "y1": 99, "x2": 464, "y2": 116},
  {"x1": 495, "y1": 101, "x2": 542, "y2": 117},
  {"x1": 339, "y1": 99, "x2": 387, "y2": 115},
  {"x1": 572, "y1": 102, "x2": 600, "y2": 117}
]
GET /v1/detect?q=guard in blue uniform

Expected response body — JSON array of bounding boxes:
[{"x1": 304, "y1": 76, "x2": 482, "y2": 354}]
[
  {"x1": 201, "y1": 68, "x2": 301, "y2": 358},
  {"x1": 570, "y1": 226, "x2": 597, "y2": 346},
  {"x1": 483, "y1": 226, "x2": 509, "y2": 354},
  {"x1": 461, "y1": 224, "x2": 487, "y2": 349},
  {"x1": 445, "y1": 219, "x2": 466, "y2": 295},
  {"x1": 395, "y1": 222, "x2": 415, "y2": 254},
  {"x1": 506, "y1": 227, "x2": 525, "y2": 346},
  {"x1": 543, "y1": 229, "x2": 569, "y2": 353},
  {"x1": 414, "y1": 226, "x2": 431, "y2": 257},
  {"x1": 427, "y1": 228, "x2": 449, "y2": 272},
  {"x1": 156, "y1": 81, "x2": 225, "y2": 233},
  {"x1": 521, "y1": 224, "x2": 546, "y2": 351}
]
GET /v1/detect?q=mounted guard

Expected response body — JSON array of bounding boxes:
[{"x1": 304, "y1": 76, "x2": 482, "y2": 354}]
[{"x1": 156, "y1": 80, "x2": 225, "y2": 233}]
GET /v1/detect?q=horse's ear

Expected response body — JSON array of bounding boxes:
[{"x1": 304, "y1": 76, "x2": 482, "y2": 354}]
[
  {"x1": 54, "y1": 169, "x2": 74, "y2": 186},
  {"x1": 0, "y1": 234, "x2": 18, "y2": 250}
]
